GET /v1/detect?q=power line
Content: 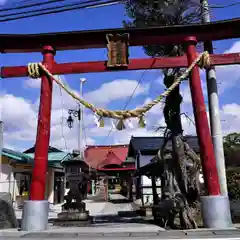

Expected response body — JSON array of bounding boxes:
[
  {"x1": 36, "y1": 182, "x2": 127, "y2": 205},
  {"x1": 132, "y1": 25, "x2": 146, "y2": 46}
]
[
  {"x1": 2, "y1": 0, "x2": 235, "y2": 22},
  {"x1": 58, "y1": 78, "x2": 69, "y2": 152},
  {"x1": 0, "y1": 0, "x2": 120, "y2": 22},
  {"x1": 18, "y1": 0, "x2": 41, "y2": 3},
  {"x1": 7, "y1": 0, "x2": 234, "y2": 23},
  {"x1": 82, "y1": 117, "x2": 88, "y2": 147},
  {"x1": 100, "y1": 80, "x2": 143, "y2": 145},
  {"x1": 101, "y1": 59, "x2": 157, "y2": 145},
  {"x1": 0, "y1": 0, "x2": 96, "y2": 18},
  {"x1": 0, "y1": 0, "x2": 64, "y2": 12},
  {"x1": 193, "y1": 0, "x2": 240, "y2": 9},
  {"x1": 209, "y1": 1, "x2": 240, "y2": 8}
]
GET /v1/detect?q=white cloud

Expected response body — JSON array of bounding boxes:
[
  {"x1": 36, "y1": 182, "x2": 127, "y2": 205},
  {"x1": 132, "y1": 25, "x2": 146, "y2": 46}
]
[
  {"x1": 0, "y1": 0, "x2": 7, "y2": 5},
  {"x1": 214, "y1": 41, "x2": 240, "y2": 94},
  {"x1": 176, "y1": 102, "x2": 240, "y2": 138},
  {"x1": 84, "y1": 79, "x2": 149, "y2": 106},
  {"x1": 1, "y1": 76, "x2": 92, "y2": 151},
  {"x1": 24, "y1": 78, "x2": 41, "y2": 89},
  {"x1": 222, "y1": 103, "x2": 240, "y2": 116},
  {"x1": 220, "y1": 103, "x2": 240, "y2": 135},
  {"x1": 0, "y1": 94, "x2": 37, "y2": 134},
  {"x1": 137, "y1": 97, "x2": 165, "y2": 115},
  {"x1": 112, "y1": 128, "x2": 162, "y2": 145},
  {"x1": 1, "y1": 76, "x2": 152, "y2": 151}
]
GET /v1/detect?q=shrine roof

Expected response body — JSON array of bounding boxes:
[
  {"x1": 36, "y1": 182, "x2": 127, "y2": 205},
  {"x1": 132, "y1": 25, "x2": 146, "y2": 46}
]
[
  {"x1": 128, "y1": 136, "x2": 199, "y2": 157},
  {"x1": 84, "y1": 145, "x2": 128, "y2": 169}
]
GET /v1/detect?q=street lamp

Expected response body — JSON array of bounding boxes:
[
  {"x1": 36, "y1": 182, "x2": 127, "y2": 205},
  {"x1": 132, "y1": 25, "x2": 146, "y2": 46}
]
[
  {"x1": 66, "y1": 78, "x2": 86, "y2": 153},
  {"x1": 67, "y1": 109, "x2": 81, "y2": 129}
]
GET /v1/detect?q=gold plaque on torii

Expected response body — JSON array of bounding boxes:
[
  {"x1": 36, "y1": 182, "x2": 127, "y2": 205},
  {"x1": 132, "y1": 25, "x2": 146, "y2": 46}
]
[{"x1": 106, "y1": 33, "x2": 129, "y2": 68}]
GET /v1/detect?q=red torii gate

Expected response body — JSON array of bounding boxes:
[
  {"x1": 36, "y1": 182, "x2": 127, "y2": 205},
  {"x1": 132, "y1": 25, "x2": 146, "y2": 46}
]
[{"x1": 1, "y1": 18, "x2": 240, "y2": 203}]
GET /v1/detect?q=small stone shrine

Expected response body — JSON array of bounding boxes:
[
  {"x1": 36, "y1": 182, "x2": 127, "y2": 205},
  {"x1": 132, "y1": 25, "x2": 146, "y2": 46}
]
[
  {"x1": 54, "y1": 150, "x2": 92, "y2": 226},
  {"x1": 0, "y1": 192, "x2": 18, "y2": 229}
]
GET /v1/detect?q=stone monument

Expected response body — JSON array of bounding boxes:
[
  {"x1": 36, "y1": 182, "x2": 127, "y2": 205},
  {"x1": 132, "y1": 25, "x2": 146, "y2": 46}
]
[
  {"x1": 54, "y1": 150, "x2": 92, "y2": 226},
  {"x1": 0, "y1": 192, "x2": 18, "y2": 229}
]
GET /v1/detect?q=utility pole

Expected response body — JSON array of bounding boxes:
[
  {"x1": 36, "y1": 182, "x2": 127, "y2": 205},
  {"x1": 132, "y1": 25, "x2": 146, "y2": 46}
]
[
  {"x1": 0, "y1": 121, "x2": 3, "y2": 190},
  {"x1": 79, "y1": 78, "x2": 86, "y2": 158},
  {"x1": 200, "y1": 0, "x2": 232, "y2": 229},
  {"x1": 201, "y1": 0, "x2": 228, "y2": 196},
  {"x1": 0, "y1": 121, "x2": 2, "y2": 154}
]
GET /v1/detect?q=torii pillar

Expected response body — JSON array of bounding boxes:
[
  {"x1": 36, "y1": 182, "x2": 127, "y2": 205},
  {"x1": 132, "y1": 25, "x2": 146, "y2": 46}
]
[
  {"x1": 21, "y1": 46, "x2": 55, "y2": 231},
  {"x1": 185, "y1": 37, "x2": 232, "y2": 228}
]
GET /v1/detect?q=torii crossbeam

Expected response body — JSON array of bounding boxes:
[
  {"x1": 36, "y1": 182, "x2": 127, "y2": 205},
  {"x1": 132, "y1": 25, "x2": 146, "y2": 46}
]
[
  {"x1": 1, "y1": 53, "x2": 240, "y2": 78},
  {"x1": 1, "y1": 18, "x2": 239, "y2": 52}
]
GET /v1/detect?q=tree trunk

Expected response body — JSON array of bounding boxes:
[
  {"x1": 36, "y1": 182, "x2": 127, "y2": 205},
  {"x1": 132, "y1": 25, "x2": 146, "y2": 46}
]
[{"x1": 161, "y1": 71, "x2": 200, "y2": 229}]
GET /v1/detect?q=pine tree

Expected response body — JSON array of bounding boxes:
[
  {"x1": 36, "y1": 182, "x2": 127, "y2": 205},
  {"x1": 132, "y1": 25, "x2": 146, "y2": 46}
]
[{"x1": 124, "y1": 0, "x2": 202, "y2": 229}]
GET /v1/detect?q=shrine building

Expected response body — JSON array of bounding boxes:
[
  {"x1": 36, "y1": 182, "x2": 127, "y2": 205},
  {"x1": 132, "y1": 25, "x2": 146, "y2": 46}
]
[
  {"x1": 0, "y1": 146, "x2": 71, "y2": 208},
  {"x1": 127, "y1": 136, "x2": 200, "y2": 207},
  {"x1": 84, "y1": 144, "x2": 135, "y2": 201}
]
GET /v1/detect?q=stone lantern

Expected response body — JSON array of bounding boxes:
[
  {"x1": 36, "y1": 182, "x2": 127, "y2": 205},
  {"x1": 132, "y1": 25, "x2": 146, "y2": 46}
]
[{"x1": 55, "y1": 150, "x2": 91, "y2": 226}]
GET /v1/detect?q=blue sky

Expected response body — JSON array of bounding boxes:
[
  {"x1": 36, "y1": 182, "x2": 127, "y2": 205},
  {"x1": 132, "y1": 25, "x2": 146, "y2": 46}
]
[{"x1": 0, "y1": 1, "x2": 240, "y2": 152}]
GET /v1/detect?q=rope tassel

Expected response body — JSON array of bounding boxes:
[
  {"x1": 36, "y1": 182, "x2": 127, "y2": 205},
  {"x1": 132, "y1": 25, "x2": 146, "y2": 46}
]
[
  {"x1": 111, "y1": 119, "x2": 116, "y2": 129},
  {"x1": 197, "y1": 52, "x2": 211, "y2": 69},
  {"x1": 138, "y1": 115, "x2": 146, "y2": 128},
  {"x1": 116, "y1": 119, "x2": 125, "y2": 131},
  {"x1": 99, "y1": 117, "x2": 105, "y2": 128},
  {"x1": 93, "y1": 113, "x2": 104, "y2": 128},
  {"x1": 28, "y1": 63, "x2": 41, "y2": 78},
  {"x1": 126, "y1": 119, "x2": 134, "y2": 129}
]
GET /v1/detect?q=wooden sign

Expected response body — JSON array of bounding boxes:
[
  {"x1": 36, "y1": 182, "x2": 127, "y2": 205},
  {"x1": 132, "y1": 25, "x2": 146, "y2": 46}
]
[{"x1": 106, "y1": 33, "x2": 129, "y2": 68}]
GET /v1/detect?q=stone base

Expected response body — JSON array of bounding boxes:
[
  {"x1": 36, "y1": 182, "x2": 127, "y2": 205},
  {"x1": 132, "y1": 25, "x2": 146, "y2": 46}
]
[
  {"x1": 62, "y1": 201, "x2": 86, "y2": 212},
  {"x1": 53, "y1": 219, "x2": 93, "y2": 227},
  {"x1": 57, "y1": 210, "x2": 89, "y2": 221},
  {"x1": 54, "y1": 211, "x2": 92, "y2": 227}
]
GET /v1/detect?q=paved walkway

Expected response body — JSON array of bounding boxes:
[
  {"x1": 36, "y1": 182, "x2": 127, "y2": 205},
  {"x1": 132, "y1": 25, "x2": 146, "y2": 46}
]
[
  {"x1": 14, "y1": 198, "x2": 138, "y2": 220},
  {"x1": 3, "y1": 195, "x2": 240, "y2": 239},
  {"x1": 1, "y1": 226, "x2": 240, "y2": 239}
]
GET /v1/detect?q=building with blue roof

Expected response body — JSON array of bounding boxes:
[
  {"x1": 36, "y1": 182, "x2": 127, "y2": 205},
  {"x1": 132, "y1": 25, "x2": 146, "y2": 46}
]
[{"x1": 0, "y1": 146, "x2": 72, "y2": 208}]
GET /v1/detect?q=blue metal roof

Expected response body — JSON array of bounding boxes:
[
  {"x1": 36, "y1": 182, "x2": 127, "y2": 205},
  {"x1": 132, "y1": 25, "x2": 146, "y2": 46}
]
[
  {"x1": 23, "y1": 145, "x2": 72, "y2": 167},
  {"x1": 25, "y1": 152, "x2": 72, "y2": 164},
  {"x1": 2, "y1": 148, "x2": 33, "y2": 163},
  {"x1": 2, "y1": 148, "x2": 71, "y2": 168}
]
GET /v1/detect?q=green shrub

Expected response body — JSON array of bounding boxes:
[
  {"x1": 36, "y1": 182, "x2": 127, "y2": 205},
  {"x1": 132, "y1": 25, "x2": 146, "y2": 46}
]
[{"x1": 226, "y1": 168, "x2": 240, "y2": 200}]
